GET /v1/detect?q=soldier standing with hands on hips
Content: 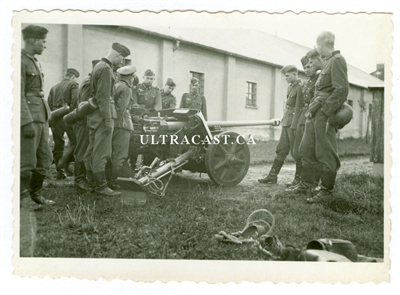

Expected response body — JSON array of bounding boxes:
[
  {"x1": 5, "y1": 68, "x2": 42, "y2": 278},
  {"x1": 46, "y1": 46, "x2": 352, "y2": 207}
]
[
  {"x1": 84, "y1": 42, "x2": 131, "y2": 196},
  {"x1": 20, "y1": 25, "x2": 54, "y2": 208}
]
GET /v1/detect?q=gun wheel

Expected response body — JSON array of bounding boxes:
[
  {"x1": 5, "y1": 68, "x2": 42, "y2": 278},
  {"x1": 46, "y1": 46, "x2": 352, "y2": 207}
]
[{"x1": 205, "y1": 131, "x2": 250, "y2": 187}]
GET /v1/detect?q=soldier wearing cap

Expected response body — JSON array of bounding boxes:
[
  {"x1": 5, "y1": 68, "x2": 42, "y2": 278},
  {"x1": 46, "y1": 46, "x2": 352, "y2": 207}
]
[
  {"x1": 133, "y1": 69, "x2": 162, "y2": 111},
  {"x1": 180, "y1": 77, "x2": 207, "y2": 120},
  {"x1": 301, "y1": 32, "x2": 349, "y2": 204},
  {"x1": 84, "y1": 42, "x2": 131, "y2": 196},
  {"x1": 47, "y1": 67, "x2": 80, "y2": 179},
  {"x1": 72, "y1": 59, "x2": 101, "y2": 191},
  {"x1": 107, "y1": 65, "x2": 137, "y2": 189},
  {"x1": 259, "y1": 65, "x2": 303, "y2": 185},
  {"x1": 161, "y1": 78, "x2": 177, "y2": 109},
  {"x1": 288, "y1": 49, "x2": 324, "y2": 194},
  {"x1": 20, "y1": 25, "x2": 54, "y2": 207}
]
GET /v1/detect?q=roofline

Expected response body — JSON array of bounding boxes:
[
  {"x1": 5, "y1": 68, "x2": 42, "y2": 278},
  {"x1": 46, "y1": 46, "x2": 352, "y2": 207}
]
[{"x1": 95, "y1": 25, "x2": 383, "y2": 90}]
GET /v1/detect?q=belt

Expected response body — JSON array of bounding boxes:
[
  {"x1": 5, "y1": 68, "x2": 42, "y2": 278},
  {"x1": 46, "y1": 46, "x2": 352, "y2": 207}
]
[
  {"x1": 315, "y1": 91, "x2": 331, "y2": 97},
  {"x1": 25, "y1": 90, "x2": 44, "y2": 98}
]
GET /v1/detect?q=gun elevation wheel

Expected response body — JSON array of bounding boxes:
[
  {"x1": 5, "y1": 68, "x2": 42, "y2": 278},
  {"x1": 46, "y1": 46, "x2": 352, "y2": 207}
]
[{"x1": 205, "y1": 131, "x2": 250, "y2": 187}]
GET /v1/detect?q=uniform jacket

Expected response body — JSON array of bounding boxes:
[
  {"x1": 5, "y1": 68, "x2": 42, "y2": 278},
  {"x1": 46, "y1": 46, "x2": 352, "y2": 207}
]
[
  {"x1": 298, "y1": 73, "x2": 319, "y2": 126},
  {"x1": 48, "y1": 78, "x2": 79, "y2": 111},
  {"x1": 315, "y1": 50, "x2": 349, "y2": 117},
  {"x1": 161, "y1": 89, "x2": 177, "y2": 109},
  {"x1": 281, "y1": 79, "x2": 303, "y2": 128},
  {"x1": 114, "y1": 79, "x2": 134, "y2": 132},
  {"x1": 77, "y1": 75, "x2": 92, "y2": 106},
  {"x1": 180, "y1": 92, "x2": 208, "y2": 120},
  {"x1": 134, "y1": 83, "x2": 162, "y2": 111},
  {"x1": 21, "y1": 49, "x2": 51, "y2": 126},
  {"x1": 87, "y1": 58, "x2": 117, "y2": 129}
]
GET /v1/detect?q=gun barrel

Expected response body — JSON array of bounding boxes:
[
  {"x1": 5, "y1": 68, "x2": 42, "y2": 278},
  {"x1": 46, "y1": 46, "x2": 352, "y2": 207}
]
[{"x1": 207, "y1": 119, "x2": 280, "y2": 128}]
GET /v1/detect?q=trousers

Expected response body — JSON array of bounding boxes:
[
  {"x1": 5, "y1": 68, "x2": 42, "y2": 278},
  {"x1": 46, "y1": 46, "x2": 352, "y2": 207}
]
[
  {"x1": 85, "y1": 119, "x2": 114, "y2": 173},
  {"x1": 299, "y1": 109, "x2": 341, "y2": 172},
  {"x1": 51, "y1": 118, "x2": 76, "y2": 170},
  {"x1": 73, "y1": 120, "x2": 90, "y2": 166},
  {"x1": 292, "y1": 124, "x2": 305, "y2": 161},
  {"x1": 111, "y1": 128, "x2": 131, "y2": 168},
  {"x1": 20, "y1": 121, "x2": 52, "y2": 196},
  {"x1": 275, "y1": 126, "x2": 300, "y2": 163}
]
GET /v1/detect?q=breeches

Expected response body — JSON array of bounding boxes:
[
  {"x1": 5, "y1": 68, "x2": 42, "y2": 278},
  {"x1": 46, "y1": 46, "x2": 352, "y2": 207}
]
[
  {"x1": 276, "y1": 126, "x2": 299, "y2": 163},
  {"x1": 111, "y1": 128, "x2": 131, "y2": 168},
  {"x1": 73, "y1": 121, "x2": 89, "y2": 165}
]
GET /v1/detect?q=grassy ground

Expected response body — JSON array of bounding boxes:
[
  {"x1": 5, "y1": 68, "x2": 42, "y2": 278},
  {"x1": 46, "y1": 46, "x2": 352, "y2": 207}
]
[
  {"x1": 34, "y1": 170, "x2": 383, "y2": 260},
  {"x1": 249, "y1": 137, "x2": 370, "y2": 165}
]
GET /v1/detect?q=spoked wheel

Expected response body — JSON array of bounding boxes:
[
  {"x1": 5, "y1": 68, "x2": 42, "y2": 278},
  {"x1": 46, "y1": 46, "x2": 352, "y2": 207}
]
[{"x1": 205, "y1": 131, "x2": 250, "y2": 187}]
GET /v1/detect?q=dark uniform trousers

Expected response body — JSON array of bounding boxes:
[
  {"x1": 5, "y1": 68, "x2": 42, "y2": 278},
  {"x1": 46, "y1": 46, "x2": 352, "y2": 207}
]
[
  {"x1": 291, "y1": 124, "x2": 304, "y2": 161},
  {"x1": 112, "y1": 128, "x2": 131, "y2": 168},
  {"x1": 51, "y1": 118, "x2": 76, "y2": 170},
  {"x1": 276, "y1": 127, "x2": 299, "y2": 163},
  {"x1": 73, "y1": 120, "x2": 90, "y2": 172}
]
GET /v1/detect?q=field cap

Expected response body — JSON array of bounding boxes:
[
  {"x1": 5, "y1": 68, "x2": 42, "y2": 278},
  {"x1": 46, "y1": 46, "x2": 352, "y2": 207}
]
[
  {"x1": 190, "y1": 77, "x2": 200, "y2": 85},
  {"x1": 22, "y1": 25, "x2": 48, "y2": 39},
  {"x1": 281, "y1": 65, "x2": 297, "y2": 74},
  {"x1": 66, "y1": 68, "x2": 80, "y2": 78},
  {"x1": 165, "y1": 78, "x2": 176, "y2": 87},
  {"x1": 112, "y1": 42, "x2": 131, "y2": 57},
  {"x1": 144, "y1": 69, "x2": 155, "y2": 77}
]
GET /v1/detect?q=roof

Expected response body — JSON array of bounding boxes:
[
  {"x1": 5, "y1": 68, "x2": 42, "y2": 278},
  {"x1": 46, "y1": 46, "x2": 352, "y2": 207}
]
[{"x1": 121, "y1": 25, "x2": 384, "y2": 89}]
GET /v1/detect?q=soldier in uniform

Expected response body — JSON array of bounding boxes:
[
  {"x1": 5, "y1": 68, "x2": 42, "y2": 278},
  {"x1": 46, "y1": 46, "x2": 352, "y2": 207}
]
[
  {"x1": 108, "y1": 65, "x2": 136, "y2": 189},
  {"x1": 84, "y1": 42, "x2": 131, "y2": 196},
  {"x1": 134, "y1": 69, "x2": 162, "y2": 111},
  {"x1": 180, "y1": 77, "x2": 207, "y2": 120},
  {"x1": 20, "y1": 25, "x2": 54, "y2": 207},
  {"x1": 161, "y1": 78, "x2": 177, "y2": 109},
  {"x1": 258, "y1": 65, "x2": 304, "y2": 184},
  {"x1": 302, "y1": 32, "x2": 349, "y2": 204},
  {"x1": 72, "y1": 59, "x2": 100, "y2": 191},
  {"x1": 288, "y1": 49, "x2": 323, "y2": 194},
  {"x1": 47, "y1": 68, "x2": 80, "y2": 179}
]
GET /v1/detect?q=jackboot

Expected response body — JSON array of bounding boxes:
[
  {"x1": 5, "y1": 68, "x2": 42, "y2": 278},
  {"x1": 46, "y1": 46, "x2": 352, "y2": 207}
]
[
  {"x1": 20, "y1": 172, "x2": 40, "y2": 210},
  {"x1": 64, "y1": 161, "x2": 73, "y2": 176},
  {"x1": 286, "y1": 161, "x2": 302, "y2": 188},
  {"x1": 74, "y1": 161, "x2": 92, "y2": 191},
  {"x1": 94, "y1": 171, "x2": 121, "y2": 196},
  {"x1": 30, "y1": 172, "x2": 55, "y2": 205},
  {"x1": 85, "y1": 169, "x2": 97, "y2": 192},
  {"x1": 258, "y1": 158, "x2": 284, "y2": 184},
  {"x1": 108, "y1": 166, "x2": 122, "y2": 190},
  {"x1": 286, "y1": 165, "x2": 314, "y2": 194}
]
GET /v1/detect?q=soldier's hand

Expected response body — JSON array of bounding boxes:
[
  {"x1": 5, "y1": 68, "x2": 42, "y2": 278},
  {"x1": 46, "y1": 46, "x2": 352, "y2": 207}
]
[
  {"x1": 22, "y1": 122, "x2": 36, "y2": 138},
  {"x1": 305, "y1": 111, "x2": 313, "y2": 119}
]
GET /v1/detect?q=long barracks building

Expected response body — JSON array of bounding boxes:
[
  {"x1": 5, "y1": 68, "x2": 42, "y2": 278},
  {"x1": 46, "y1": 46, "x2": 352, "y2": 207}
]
[{"x1": 24, "y1": 24, "x2": 384, "y2": 141}]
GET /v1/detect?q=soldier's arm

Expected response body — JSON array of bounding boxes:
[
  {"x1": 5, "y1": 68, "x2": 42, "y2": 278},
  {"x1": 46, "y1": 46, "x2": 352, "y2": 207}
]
[
  {"x1": 20, "y1": 62, "x2": 33, "y2": 126},
  {"x1": 291, "y1": 84, "x2": 304, "y2": 129},
  {"x1": 69, "y1": 82, "x2": 79, "y2": 110},
  {"x1": 322, "y1": 57, "x2": 349, "y2": 117},
  {"x1": 154, "y1": 89, "x2": 162, "y2": 111},
  {"x1": 96, "y1": 67, "x2": 113, "y2": 120},
  {"x1": 201, "y1": 96, "x2": 208, "y2": 120}
]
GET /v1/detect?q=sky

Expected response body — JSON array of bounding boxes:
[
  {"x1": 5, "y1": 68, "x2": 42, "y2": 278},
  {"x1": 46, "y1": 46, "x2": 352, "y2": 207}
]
[{"x1": 125, "y1": 11, "x2": 392, "y2": 74}]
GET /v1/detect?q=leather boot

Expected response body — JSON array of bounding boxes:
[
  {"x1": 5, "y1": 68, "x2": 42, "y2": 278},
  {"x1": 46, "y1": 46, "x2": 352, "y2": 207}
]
[
  {"x1": 307, "y1": 169, "x2": 336, "y2": 204},
  {"x1": 286, "y1": 165, "x2": 314, "y2": 194},
  {"x1": 64, "y1": 161, "x2": 73, "y2": 176},
  {"x1": 85, "y1": 169, "x2": 97, "y2": 192},
  {"x1": 258, "y1": 158, "x2": 284, "y2": 184},
  {"x1": 286, "y1": 161, "x2": 302, "y2": 188},
  {"x1": 74, "y1": 161, "x2": 92, "y2": 191},
  {"x1": 94, "y1": 171, "x2": 121, "y2": 196},
  {"x1": 30, "y1": 172, "x2": 55, "y2": 205},
  {"x1": 108, "y1": 166, "x2": 122, "y2": 190}
]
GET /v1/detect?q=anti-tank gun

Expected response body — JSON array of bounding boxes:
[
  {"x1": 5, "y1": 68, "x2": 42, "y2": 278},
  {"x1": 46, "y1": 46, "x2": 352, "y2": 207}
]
[{"x1": 118, "y1": 107, "x2": 280, "y2": 205}]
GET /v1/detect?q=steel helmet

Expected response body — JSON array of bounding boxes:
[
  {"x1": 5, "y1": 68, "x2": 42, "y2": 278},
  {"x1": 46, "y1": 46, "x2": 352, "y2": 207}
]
[{"x1": 328, "y1": 102, "x2": 353, "y2": 129}]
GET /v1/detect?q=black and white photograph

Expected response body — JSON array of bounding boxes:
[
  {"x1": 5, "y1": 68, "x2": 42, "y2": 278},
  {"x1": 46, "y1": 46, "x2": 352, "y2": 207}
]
[{"x1": 2, "y1": 2, "x2": 397, "y2": 292}]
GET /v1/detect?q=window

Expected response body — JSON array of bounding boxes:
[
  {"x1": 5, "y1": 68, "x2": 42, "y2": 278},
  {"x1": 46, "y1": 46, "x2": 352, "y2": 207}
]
[
  {"x1": 246, "y1": 82, "x2": 257, "y2": 107},
  {"x1": 190, "y1": 71, "x2": 205, "y2": 94}
]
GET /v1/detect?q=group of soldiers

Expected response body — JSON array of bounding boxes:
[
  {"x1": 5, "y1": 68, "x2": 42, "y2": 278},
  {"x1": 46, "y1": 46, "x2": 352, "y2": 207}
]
[
  {"x1": 258, "y1": 31, "x2": 349, "y2": 204},
  {"x1": 20, "y1": 24, "x2": 348, "y2": 209},
  {"x1": 20, "y1": 24, "x2": 208, "y2": 208}
]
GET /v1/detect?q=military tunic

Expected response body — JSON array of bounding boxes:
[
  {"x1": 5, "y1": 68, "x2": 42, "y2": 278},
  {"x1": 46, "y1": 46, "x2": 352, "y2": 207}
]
[
  {"x1": 299, "y1": 50, "x2": 349, "y2": 190},
  {"x1": 180, "y1": 93, "x2": 208, "y2": 120},
  {"x1": 112, "y1": 79, "x2": 134, "y2": 169},
  {"x1": 275, "y1": 79, "x2": 303, "y2": 163},
  {"x1": 84, "y1": 58, "x2": 117, "y2": 174},
  {"x1": 134, "y1": 83, "x2": 162, "y2": 111},
  {"x1": 161, "y1": 89, "x2": 177, "y2": 109},
  {"x1": 20, "y1": 49, "x2": 52, "y2": 196}
]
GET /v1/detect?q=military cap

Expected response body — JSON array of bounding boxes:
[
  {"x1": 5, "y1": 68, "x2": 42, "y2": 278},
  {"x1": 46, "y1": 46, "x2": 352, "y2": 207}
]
[
  {"x1": 66, "y1": 68, "x2": 80, "y2": 78},
  {"x1": 92, "y1": 59, "x2": 101, "y2": 68},
  {"x1": 190, "y1": 77, "x2": 200, "y2": 85},
  {"x1": 281, "y1": 65, "x2": 297, "y2": 74},
  {"x1": 306, "y1": 49, "x2": 320, "y2": 60},
  {"x1": 22, "y1": 25, "x2": 48, "y2": 40},
  {"x1": 301, "y1": 56, "x2": 309, "y2": 67},
  {"x1": 144, "y1": 69, "x2": 155, "y2": 77},
  {"x1": 117, "y1": 65, "x2": 137, "y2": 76},
  {"x1": 165, "y1": 78, "x2": 176, "y2": 87},
  {"x1": 112, "y1": 42, "x2": 131, "y2": 57}
]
